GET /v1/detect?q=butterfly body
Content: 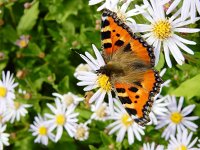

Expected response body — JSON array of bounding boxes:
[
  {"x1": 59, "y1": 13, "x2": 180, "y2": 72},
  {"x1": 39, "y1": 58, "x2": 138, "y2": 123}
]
[{"x1": 100, "y1": 9, "x2": 162, "y2": 126}]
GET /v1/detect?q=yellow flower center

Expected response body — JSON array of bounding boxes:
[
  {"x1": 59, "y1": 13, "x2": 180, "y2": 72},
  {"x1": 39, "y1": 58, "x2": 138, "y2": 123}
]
[
  {"x1": 170, "y1": 112, "x2": 183, "y2": 124},
  {"x1": 121, "y1": 114, "x2": 133, "y2": 127},
  {"x1": 153, "y1": 20, "x2": 172, "y2": 40},
  {"x1": 176, "y1": 145, "x2": 187, "y2": 150},
  {"x1": 95, "y1": 105, "x2": 107, "y2": 118},
  {"x1": 14, "y1": 102, "x2": 21, "y2": 109},
  {"x1": 97, "y1": 75, "x2": 111, "y2": 92},
  {"x1": 63, "y1": 94, "x2": 74, "y2": 106},
  {"x1": 19, "y1": 40, "x2": 27, "y2": 48},
  {"x1": 39, "y1": 126, "x2": 47, "y2": 135},
  {"x1": 56, "y1": 114, "x2": 65, "y2": 125},
  {"x1": 0, "y1": 86, "x2": 7, "y2": 97},
  {"x1": 76, "y1": 126, "x2": 86, "y2": 139}
]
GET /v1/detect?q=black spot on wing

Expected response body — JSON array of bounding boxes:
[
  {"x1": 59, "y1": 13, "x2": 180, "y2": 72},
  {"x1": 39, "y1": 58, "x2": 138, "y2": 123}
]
[
  {"x1": 103, "y1": 43, "x2": 112, "y2": 49},
  {"x1": 124, "y1": 43, "x2": 131, "y2": 52},
  {"x1": 115, "y1": 40, "x2": 124, "y2": 46},
  {"x1": 116, "y1": 88, "x2": 125, "y2": 93},
  {"x1": 118, "y1": 96, "x2": 132, "y2": 104},
  {"x1": 135, "y1": 95, "x2": 139, "y2": 99},
  {"x1": 125, "y1": 108, "x2": 137, "y2": 115},
  {"x1": 102, "y1": 19, "x2": 110, "y2": 28},
  {"x1": 116, "y1": 33, "x2": 120, "y2": 37},
  {"x1": 102, "y1": 31, "x2": 111, "y2": 40},
  {"x1": 129, "y1": 87, "x2": 138, "y2": 93}
]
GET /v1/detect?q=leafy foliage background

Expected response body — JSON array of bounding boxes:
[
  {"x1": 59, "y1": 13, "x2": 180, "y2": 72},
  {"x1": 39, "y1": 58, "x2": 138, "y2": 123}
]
[{"x1": 0, "y1": 0, "x2": 200, "y2": 149}]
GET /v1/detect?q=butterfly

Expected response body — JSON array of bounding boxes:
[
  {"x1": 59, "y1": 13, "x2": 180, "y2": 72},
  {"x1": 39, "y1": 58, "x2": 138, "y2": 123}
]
[{"x1": 97, "y1": 9, "x2": 162, "y2": 126}]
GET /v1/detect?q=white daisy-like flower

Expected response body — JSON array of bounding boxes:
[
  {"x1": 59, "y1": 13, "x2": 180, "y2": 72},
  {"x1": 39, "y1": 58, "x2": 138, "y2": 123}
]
[
  {"x1": 74, "y1": 63, "x2": 91, "y2": 77},
  {"x1": 143, "y1": 142, "x2": 165, "y2": 150},
  {"x1": 0, "y1": 124, "x2": 9, "y2": 150},
  {"x1": 89, "y1": 0, "x2": 147, "y2": 26},
  {"x1": 107, "y1": 100, "x2": 145, "y2": 145},
  {"x1": 30, "y1": 115, "x2": 55, "y2": 146},
  {"x1": 0, "y1": 71, "x2": 18, "y2": 113},
  {"x1": 148, "y1": 68, "x2": 170, "y2": 125},
  {"x1": 91, "y1": 102, "x2": 110, "y2": 121},
  {"x1": 156, "y1": 96, "x2": 199, "y2": 140},
  {"x1": 52, "y1": 92, "x2": 83, "y2": 108},
  {"x1": 76, "y1": 44, "x2": 114, "y2": 112},
  {"x1": 45, "y1": 98, "x2": 79, "y2": 142},
  {"x1": 162, "y1": 0, "x2": 200, "y2": 22},
  {"x1": 168, "y1": 129, "x2": 198, "y2": 150},
  {"x1": 74, "y1": 123, "x2": 89, "y2": 141},
  {"x1": 3, "y1": 101, "x2": 32, "y2": 123},
  {"x1": 136, "y1": 0, "x2": 200, "y2": 67},
  {"x1": 149, "y1": 95, "x2": 169, "y2": 125}
]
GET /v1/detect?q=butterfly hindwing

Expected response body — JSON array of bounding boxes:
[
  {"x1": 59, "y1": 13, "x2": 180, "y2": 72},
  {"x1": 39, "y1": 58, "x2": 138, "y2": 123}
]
[{"x1": 115, "y1": 70, "x2": 162, "y2": 126}]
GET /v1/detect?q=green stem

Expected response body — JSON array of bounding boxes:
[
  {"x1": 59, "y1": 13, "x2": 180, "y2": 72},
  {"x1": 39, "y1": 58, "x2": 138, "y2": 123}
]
[
  {"x1": 34, "y1": 95, "x2": 55, "y2": 101},
  {"x1": 8, "y1": 6, "x2": 16, "y2": 26}
]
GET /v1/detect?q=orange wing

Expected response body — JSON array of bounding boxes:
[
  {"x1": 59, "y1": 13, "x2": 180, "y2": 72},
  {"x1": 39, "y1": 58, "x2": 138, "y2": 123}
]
[
  {"x1": 101, "y1": 9, "x2": 155, "y2": 66},
  {"x1": 115, "y1": 70, "x2": 162, "y2": 126}
]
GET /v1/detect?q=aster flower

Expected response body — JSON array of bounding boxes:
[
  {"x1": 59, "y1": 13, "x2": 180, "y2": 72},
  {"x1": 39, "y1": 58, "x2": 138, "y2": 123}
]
[
  {"x1": 89, "y1": 0, "x2": 147, "y2": 26},
  {"x1": 52, "y1": 92, "x2": 83, "y2": 108},
  {"x1": 106, "y1": 100, "x2": 145, "y2": 145},
  {"x1": 143, "y1": 142, "x2": 165, "y2": 150},
  {"x1": 74, "y1": 123, "x2": 89, "y2": 141},
  {"x1": 156, "y1": 96, "x2": 199, "y2": 140},
  {"x1": 162, "y1": 0, "x2": 200, "y2": 22},
  {"x1": 76, "y1": 44, "x2": 114, "y2": 112},
  {"x1": 3, "y1": 101, "x2": 32, "y2": 123},
  {"x1": 149, "y1": 95, "x2": 169, "y2": 125},
  {"x1": 30, "y1": 115, "x2": 55, "y2": 145},
  {"x1": 74, "y1": 63, "x2": 91, "y2": 77},
  {"x1": 168, "y1": 129, "x2": 198, "y2": 150},
  {"x1": 90, "y1": 102, "x2": 110, "y2": 121},
  {"x1": 135, "y1": 0, "x2": 200, "y2": 67},
  {"x1": 0, "y1": 124, "x2": 9, "y2": 150},
  {"x1": 148, "y1": 68, "x2": 170, "y2": 125},
  {"x1": 0, "y1": 71, "x2": 18, "y2": 113},
  {"x1": 45, "y1": 99, "x2": 79, "y2": 142},
  {"x1": 15, "y1": 35, "x2": 30, "y2": 48}
]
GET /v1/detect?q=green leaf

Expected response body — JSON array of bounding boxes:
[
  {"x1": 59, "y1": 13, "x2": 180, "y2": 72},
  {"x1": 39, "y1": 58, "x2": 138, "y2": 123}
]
[
  {"x1": 45, "y1": 0, "x2": 82, "y2": 23},
  {"x1": 89, "y1": 145, "x2": 98, "y2": 150},
  {"x1": 100, "y1": 132, "x2": 112, "y2": 145},
  {"x1": 171, "y1": 74, "x2": 200, "y2": 99},
  {"x1": 17, "y1": 1, "x2": 39, "y2": 34}
]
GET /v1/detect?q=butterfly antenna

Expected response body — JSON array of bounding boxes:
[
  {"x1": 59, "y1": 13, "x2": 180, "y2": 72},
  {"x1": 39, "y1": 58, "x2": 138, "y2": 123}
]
[{"x1": 70, "y1": 48, "x2": 81, "y2": 55}]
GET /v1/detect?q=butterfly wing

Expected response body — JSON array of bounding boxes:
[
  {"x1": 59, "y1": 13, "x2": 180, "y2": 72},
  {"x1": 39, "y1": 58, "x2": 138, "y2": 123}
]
[
  {"x1": 101, "y1": 9, "x2": 162, "y2": 126},
  {"x1": 115, "y1": 70, "x2": 162, "y2": 126},
  {"x1": 101, "y1": 9, "x2": 155, "y2": 66}
]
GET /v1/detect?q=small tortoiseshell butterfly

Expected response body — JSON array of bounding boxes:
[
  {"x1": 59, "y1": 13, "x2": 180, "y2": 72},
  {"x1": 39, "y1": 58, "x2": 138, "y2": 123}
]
[{"x1": 98, "y1": 9, "x2": 162, "y2": 126}]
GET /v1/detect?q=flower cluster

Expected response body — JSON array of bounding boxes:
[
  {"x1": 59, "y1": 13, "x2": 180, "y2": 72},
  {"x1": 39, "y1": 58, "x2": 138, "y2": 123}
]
[
  {"x1": 0, "y1": 71, "x2": 31, "y2": 149},
  {"x1": 90, "y1": 0, "x2": 200, "y2": 67},
  {"x1": 29, "y1": 92, "x2": 90, "y2": 145}
]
